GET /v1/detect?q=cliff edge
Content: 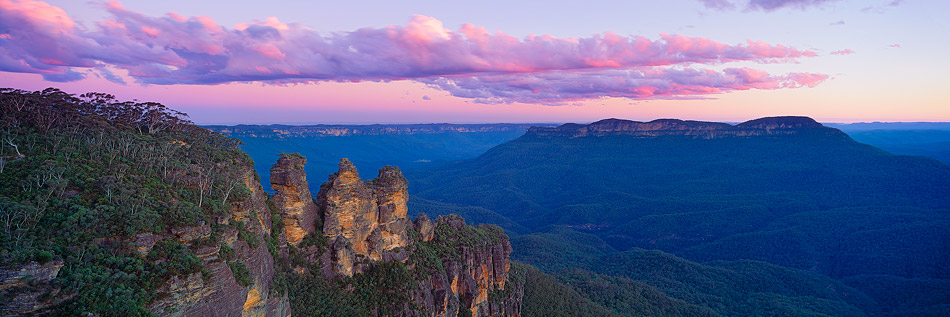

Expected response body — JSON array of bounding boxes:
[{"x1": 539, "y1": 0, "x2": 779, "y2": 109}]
[{"x1": 526, "y1": 116, "x2": 838, "y2": 139}]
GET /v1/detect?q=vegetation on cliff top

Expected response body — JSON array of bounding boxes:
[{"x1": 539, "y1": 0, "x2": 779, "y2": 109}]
[{"x1": 0, "y1": 88, "x2": 255, "y2": 315}]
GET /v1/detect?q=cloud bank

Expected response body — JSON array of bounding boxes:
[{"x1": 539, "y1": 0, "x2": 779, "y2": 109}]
[
  {"x1": 0, "y1": 0, "x2": 827, "y2": 104},
  {"x1": 699, "y1": 0, "x2": 841, "y2": 11}
]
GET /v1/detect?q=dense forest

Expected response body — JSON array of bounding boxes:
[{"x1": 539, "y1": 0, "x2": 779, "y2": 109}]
[{"x1": 408, "y1": 120, "x2": 950, "y2": 315}]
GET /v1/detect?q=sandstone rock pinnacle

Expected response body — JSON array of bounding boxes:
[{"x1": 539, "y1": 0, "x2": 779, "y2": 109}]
[
  {"x1": 319, "y1": 159, "x2": 411, "y2": 275},
  {"x1": 270, "y1": 153, "x2": 319, "y2": 246}
]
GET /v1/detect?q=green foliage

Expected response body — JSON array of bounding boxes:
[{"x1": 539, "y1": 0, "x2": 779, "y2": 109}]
[
  {"x1": 35, "y1": 250, "x2": 53, "y2": 263},
  {"x1": 557, "y1": 270, "x2": 717, "y2": 316},
  {"x1": 406, "y1": 236, "x2": 446, "y2": 276},
  {"x1": 408, "y1": 197, "x2": 528, "y2": 234},
  {"x1": 841, "y1": 274, "x2": 950, "y2": 315},
  {"x1": 148, "y1": 241, "x2": 203, "y2": 278},
  {"x1": 219, "y1": 244, "x2": 235, "y2": 261},
  {"x1": 510, "y1": 262, "x2": 617, "y2": 317},
  {"x1": 235, "y1": 221, "x2": 260, "y2": 250},
  {"x1": 0, "y1": 88, "x2": 260, "y2": 314},
  {"x1": 279, "y1": 260, "x2": 419, "y2": 316},
  {"x1": 345, "y1": 260, "x2": 416, "y2": 315},
  {"x1": 228, "y1": 261, "x2": 253, "y2": 287},
  {"x1": 299, "y1": 231, "x2": 327, "y2": 251},
  {"x1": 594, "y1": 249, "x2": 873, "y2": 316},
  {"x1": 286, "y1": 273, "x2": 369, "y2": 316},
  {"x1": 408, "y1": 125, "x2": 950, "y2": 315},
  {"x1": 510, "y1": 227, "x2": 615, "y2": 272},
  {"x1": 430, "y1": 215, "x2": 507, "y2": 254},
  {"x1": 266, "y1": 199, "x2": 283, "y2": 241}
]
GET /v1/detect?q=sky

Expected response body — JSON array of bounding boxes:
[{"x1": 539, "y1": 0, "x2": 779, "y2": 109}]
[{"x1": 0, "y1": 0, "x2": 947, "y2": 124}]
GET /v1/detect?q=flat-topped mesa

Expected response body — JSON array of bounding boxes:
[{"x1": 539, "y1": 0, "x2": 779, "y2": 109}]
[
  {"x1": 318, "y1": 159, "x2": 410, "y2": 275},
  {"x1": 735, "y1": 116, "x2": 823, "y2": 129},
  {"x1": 270, "y1": 153, "x2": 319, "y2": 246},
  {"x1": 527, "y1": 116, "x2": 830, "y2": 138}
]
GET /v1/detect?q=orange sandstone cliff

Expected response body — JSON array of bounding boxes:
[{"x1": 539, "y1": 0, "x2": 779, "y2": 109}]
[{"x1": 269, "y1": 156, "x2": 522, "y2": 316}]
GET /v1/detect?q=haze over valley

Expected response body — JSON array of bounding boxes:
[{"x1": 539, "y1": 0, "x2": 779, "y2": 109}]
[{"x1": 1, "y1": 0, "x2": 948, "y2": 316}]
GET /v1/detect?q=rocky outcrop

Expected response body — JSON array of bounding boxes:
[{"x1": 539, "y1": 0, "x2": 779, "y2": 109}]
[
  {"x1": 270, "y1": 153, "x2": 319, "y2": 246},
  {"x1": 318, "y1": 159, "x2": 410, "y2": 275},
  {"x1": 414, "y1": 213, "x2": 435, "y2": 242},
  {"x1": 0, "y1": 260, "x2": 67, "y2": 315},
  {"x1": 374, "y1": 166, "x2": 411, "y2": 258},
  {"x1": 0, "y1": 161, "x2": 290, "y2": 316},
  {"x1": 527, "y1": 116, "x2": 835, "y2": 139},
  {"x1": 409, "y1": 215, "x2": 522, "y2": 317},
  {"x1": 266, "y1": 156, "x2": 522, "y2": 315},
  {"x1": 147, "y1": 167, "x2": 289, "y2": 317}
]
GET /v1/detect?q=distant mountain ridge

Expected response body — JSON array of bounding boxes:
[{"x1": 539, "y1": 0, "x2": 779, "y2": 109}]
[
  {"x1": 206, "y1": 123, "x2": 554, "y2": 138},
  {"x1": 407, "y1": 115, "x2": 950, "y2": 315},
  {"x1": 527, "y1": 116, "x2": 830, "y2": 138}
]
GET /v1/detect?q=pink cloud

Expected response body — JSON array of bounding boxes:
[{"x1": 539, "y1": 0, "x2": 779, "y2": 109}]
[
  {"x1": 0, "y1": 0, "x2": 827, "y2": 104},
  {"x1": 419, "y1": 67, "x2": 829, "y2": 105},
  {"x1": 888, "y1": 44, "x2": 902, "y2": 48},
  {"x1": 830, "y1": 49, "x2": 855, "y2": 55}
]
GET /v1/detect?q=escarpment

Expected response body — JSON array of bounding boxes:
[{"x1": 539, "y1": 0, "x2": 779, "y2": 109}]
[
  {"x1": 268, "y1": 157, "x2": 523, "y2": 316},
  {"x1": 0, "y1": 89, "x2": 290, "y2": 316},
  {"x1": 146, "y1": 166, "x2": 290, "y2": 317},
  {"x1": 527, "y1": 116, "x2": 841, "y2": 139},
  {"x1": 409, "y1": 215, "x2": 521, "y2": 317}
]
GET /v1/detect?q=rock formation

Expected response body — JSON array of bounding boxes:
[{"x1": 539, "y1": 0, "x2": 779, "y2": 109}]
[
  {"x1": 410, "y1": 215, "x2": 521, "y2": 317},
  {"x1": 270, "y1": 153, "x2": 319, "y2": 246},
  {"x1": 527, "y1": 116, "x2": 837, "y2": 139},
  {"x1": 414, "y1": 213, "x2": 435, "y2": 242},
  {"x1": 0, "y1": 260, "x2": 66, "y2": 314},
  {"x1": 373, "y1": 165, "x2": 411, "y2": 258},
  {"x1": 318, "y1": 158, "x2": 410, "y2": 274},
  {"x1": 147, "y1": 167, "x2": 290, "y2": 317},
  {"x1": 0, "y1": 162, "x2": 290, "y2": 316},
  {"x1": 268, "y1": 156, "x2": 523, "y2": 316}
]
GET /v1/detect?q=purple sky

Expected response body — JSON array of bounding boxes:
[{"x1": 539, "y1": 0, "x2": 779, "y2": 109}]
[{"x1": 1, "y1": 0, "x2": 947, "y2": 123}]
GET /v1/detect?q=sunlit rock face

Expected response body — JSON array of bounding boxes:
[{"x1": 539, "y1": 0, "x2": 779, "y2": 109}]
[
  {"x1": 269, "y1": 157, "x2": 523, "y2": 316},
  {"x1": 270, "y1": 154, "x2": 319, "y2": 246},
  {"x1": 318, "y1": 158, "x2": 410, "y2": 275},
  {"x1": 427, "y1": 215, "x2": 518, "y2": 317}
]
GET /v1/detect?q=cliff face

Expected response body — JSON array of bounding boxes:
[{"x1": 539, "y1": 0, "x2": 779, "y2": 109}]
[
  {"x1": 268, "y1": 157, "x2": 522, "y2": 316},
  {"x1": 147, "y1": 167, "x2": 290, "y2": 317},
  {"x1": 0, "y1": 152, "x2": 289, "y2": 317},
  {"x1": 0, "y1": 260, "x2": 66, "y2": 314},
  {"x1": 270, "y1": 154, "x2": 319, "y2": 246},
  {"x1": 410, "y1": 215, "x2": 522, "y2": 317},
  {"x1": 527, "y1": 116, "x2": 838, "y2": 139},
  {"x1": 318, "y1": 158, "x2": 410, "y2": 273}
]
